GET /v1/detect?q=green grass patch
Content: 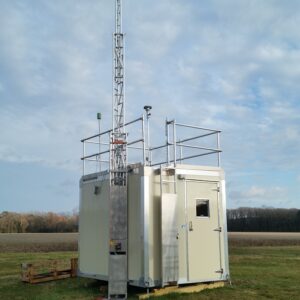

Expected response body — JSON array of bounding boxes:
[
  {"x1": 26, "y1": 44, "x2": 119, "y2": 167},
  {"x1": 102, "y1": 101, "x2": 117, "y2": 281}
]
[
  {"x1": 0, "y1": 252, "x2": 100, "y2": 300},
  {"x1": 0, "y1": 247, "x2": 299, "y2": 299}
]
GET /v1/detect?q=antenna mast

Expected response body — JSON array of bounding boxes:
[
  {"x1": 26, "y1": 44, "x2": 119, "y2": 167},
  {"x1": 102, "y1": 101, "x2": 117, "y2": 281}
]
[
  {"x1": 111, "y1": 0, "x2": 126, "y2": 185},
  {"x1": 108, "y1": 1, "x2": 128, "y2": 299}
]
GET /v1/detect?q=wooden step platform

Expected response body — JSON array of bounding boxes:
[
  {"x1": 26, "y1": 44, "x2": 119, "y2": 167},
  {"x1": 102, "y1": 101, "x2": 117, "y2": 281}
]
[
  {"x1": 21, "y1": 258, "x2": 77, "y2": 284},
  {"x1": 138, "y1": 281, "x2": 225, "y2": 299}
]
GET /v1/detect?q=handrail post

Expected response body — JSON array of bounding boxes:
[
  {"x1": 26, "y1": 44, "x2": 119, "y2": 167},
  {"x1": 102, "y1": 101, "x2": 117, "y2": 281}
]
[
  {"x1": 217, "y1": 132, "x2": 221, "y2": 167},
  {"x1": 83, "y1": 141, "x2": 85, "y2": 175},
  {"x1": 166, "y1": 119, "x2": 170, "y2": 165},
  {"x1": 144, "y1": 106, "x2": 152, "y2": 166},
  {"x1": 179, "y1": 139, "x2": 183, "y2": 163},
  {"x1": 97, "y1": 113, "x2": 102, "y2": 172},
  {"x1": 173, "y1": 120, "x2": 177, "y2": 167},
  {"x1": 147, "y1": 113, "x2": 151, "y2": 165},
  {"x1": 109, "y1": 132, "x2": 112, "y2": 176},
  {"x1": 142, "y1": 115, "x2": 146, "y2": 165}
]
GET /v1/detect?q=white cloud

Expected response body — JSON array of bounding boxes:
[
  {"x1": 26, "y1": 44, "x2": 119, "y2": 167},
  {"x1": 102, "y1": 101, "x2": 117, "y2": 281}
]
[
  {"x1": 243, "y1": 186, "x2": 285, "y2": 199},
  {"x1": 0, "y1": 0, "x2": 300, "y2": 210},
  {"x1": 229, "y1": 185, "x2": 287, "y2": 208}
]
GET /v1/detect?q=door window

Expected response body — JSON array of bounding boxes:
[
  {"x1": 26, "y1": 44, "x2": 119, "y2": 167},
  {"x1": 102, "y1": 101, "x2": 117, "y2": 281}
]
[{"x1": 196, "y1": 199, "x2": 210, "y2": 217}]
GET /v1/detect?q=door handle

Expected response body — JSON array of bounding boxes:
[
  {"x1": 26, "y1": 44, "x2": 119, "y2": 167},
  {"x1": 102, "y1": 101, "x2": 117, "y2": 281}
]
[{"x1": 189, "y1": 221, "x2": 193, "y2": 231}]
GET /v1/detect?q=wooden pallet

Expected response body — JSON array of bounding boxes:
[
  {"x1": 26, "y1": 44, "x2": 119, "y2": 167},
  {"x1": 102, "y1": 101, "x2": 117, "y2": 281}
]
[
  {"x1": 138, "y1": 281, "x2": 225, "y2": 299},
  {"x1": 21, "y1": 258, "x2": 78, "y2": 284}
]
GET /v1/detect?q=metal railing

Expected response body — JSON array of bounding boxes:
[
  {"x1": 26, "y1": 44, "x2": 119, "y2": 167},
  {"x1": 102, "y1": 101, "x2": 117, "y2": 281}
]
[
  {"x1": 150, "y1": 120, "x2": 221, "y2": 167},
  {"x1": 81, "y1": 114, "x2": 222, "y2": 175},
  {"x1": 81, "y1": 116, "x2": 148, "y2": 175}
]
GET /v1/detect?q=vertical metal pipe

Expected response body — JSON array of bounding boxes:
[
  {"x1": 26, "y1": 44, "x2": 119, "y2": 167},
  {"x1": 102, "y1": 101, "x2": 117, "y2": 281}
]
[
  {"x1": 147, "y1": 113, "x2": 150, "y2": 165},
  {"x1": 166, "y1": 119, "x2": 170, "y2": 165},
  {"x1": 142, "y1": 115, "x2": 146, "y2": 165},
  {"x1": 83, "y1": 141, "x2": 85, "y2": 175},
  {"x1": 98, "y1": 118, "x2": 101, "y2": 172},
  {"x1": 179, "y1": 140, "x2": 183, "y2": 163},
  {"x1": 143, "y1": 106, "x2": 152, "y2": 165},
  {"x1": 173, "y1": 120, "x2": 177, "y2": 167},
  {"x1": 109, "y1": 132, "x2": 112, "y2": 181},
  {"x1": 217, "y1": 132, "x2": 221, "y2": 167},
  {"x1": 112, "y1": 33, "x2": 114, "y2": 134},
  {"x1": 160, "y1": 165, "x2": 163, "y2": 196}
]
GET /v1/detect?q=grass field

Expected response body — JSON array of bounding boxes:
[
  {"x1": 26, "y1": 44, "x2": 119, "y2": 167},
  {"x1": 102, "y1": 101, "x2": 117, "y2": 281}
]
[{"x1": 0, "y1": 233, "x2": 300, "y2": 299}]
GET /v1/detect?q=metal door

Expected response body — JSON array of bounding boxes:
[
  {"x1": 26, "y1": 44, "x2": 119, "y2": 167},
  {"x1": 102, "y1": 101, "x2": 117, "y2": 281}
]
[{"x1": 185, "y1": 180, "x2": 222, "y2": 282}]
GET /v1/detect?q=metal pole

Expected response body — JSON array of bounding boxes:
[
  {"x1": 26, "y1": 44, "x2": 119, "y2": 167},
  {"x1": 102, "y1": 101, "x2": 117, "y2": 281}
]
[
  {"x1": 147, "y1": 114, "x2": 150, "y2": 165},
  {"x1": 142, "y1": 115, "x2": 146, "y2": 165},
  {"x1": 173, "y1": 120, "x2": 177, "y2": 167},
  {"x1": 112, "y1": 0, "x2": 126, "y2": 182},
  {"x1": 97, "y1": 113, "x2": 102, "y2": 172},
  {"x1": 143, "y1": 106, "x2": 152, "y2": 166},
  {"x1": 109, "y1": 132, "x2": 112, "y2": 175},
  {"x1": 179, "y1": 140, "x2": 183, "y2": 163},
  {"x1": 166, "y1": 119, "x2": 170, "y2": 165},
  {"x1": 83, "y1": 141, "x2": 85, "y2": 175},
  {"x1": 108, "y1": 1, "x2": 128, "y2": 297},
  {"x1": 217, "y1": 132, "x2": 221, "y2": 167}
]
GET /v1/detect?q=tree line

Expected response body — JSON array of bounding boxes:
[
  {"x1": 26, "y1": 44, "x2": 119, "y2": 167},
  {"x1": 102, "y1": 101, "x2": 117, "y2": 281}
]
[
  {"x1": 227, "y1": 207, "x2": 300, "y2": 232},
  {"x1": 0, "y1": 211, "x2": 78, "y2": 233},
  {"x1": 0, "y1": 207, "x2": 299, "y2": 233}
]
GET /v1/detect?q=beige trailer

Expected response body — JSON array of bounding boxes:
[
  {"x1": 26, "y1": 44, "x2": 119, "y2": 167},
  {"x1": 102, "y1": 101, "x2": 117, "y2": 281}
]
[
  {"x1": 79, "y1": 117, "x2": 230, "y2": 290},
  {"x1": 79, "y1": 162, "x2": 229, "y2": 287}
]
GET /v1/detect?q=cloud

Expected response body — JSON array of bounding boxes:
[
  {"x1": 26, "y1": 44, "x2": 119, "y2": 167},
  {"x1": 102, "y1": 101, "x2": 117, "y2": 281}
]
[
  {"x1": 0, "y1": 0, "x2": 300, "y2": 210},
  {"x1": 229, "y1": 185, "x2": 288, "y2": 208},
  {"x1": 0, "y1": 144, "x2": 79, "y2": 171},
  {"x1": 231, "y1": 185, "x2": 286, "y2": 200},
  {"x1": 126, "y1": 0, "x2": 189, "y2": 60}
]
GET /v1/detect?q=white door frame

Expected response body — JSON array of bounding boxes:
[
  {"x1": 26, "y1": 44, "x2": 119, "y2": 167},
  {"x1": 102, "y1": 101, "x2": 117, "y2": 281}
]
[{"x1": 183, "y1": 178, "x2": 222, "y2": 283}]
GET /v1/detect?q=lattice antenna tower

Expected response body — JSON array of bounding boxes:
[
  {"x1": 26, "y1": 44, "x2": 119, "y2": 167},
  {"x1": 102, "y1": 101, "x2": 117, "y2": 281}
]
[{"x1": 111, "y1": 0, "x2": 126, "y2": 186}]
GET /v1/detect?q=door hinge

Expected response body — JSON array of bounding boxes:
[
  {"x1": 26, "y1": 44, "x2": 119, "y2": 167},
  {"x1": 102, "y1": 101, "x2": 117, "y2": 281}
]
[
  {"x1": 215, "y1": 268, "x2": 223, "y2": 274},
  {"x1": 214, "y1": 227, "x2": 222, "y2": 232}
]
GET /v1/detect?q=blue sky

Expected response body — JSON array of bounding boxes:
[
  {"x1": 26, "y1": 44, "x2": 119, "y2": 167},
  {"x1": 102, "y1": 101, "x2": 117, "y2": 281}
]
[{"x1": 0, "y1": 0, "x2": 300, "y2": 212}]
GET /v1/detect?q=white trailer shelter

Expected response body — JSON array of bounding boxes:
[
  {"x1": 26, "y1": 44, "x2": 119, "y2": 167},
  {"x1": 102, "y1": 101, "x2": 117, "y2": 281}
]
[
  {"x1": 78, "y1": 1, "x2": 229, "y2": 297},
  {"x1": 79, "y1": 118, "x2": 230, "y2": 289}
]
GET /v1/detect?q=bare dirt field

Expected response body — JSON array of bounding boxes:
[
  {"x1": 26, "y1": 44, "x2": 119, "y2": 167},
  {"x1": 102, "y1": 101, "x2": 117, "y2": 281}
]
[
  {"x1": 229, "y1": 232, "x2": 300, "y2": 239},
  {"x1": 0, "y1": 232, "x2": 300, "y2": 252},
  {"x1": 0, "y1": 233, "x2": 78, "y2": 252},
  {"x1": 228, "y1": 232, "x2": 300, "y2": 246}
]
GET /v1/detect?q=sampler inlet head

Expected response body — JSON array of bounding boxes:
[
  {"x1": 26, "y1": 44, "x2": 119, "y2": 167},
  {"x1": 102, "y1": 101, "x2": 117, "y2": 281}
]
[
  {"x1": 97, "y1": 112, "x2": 102, "y2": 120},
  {"x1": 144, "y1": 105, "x2": 152, "y2": 118}
]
